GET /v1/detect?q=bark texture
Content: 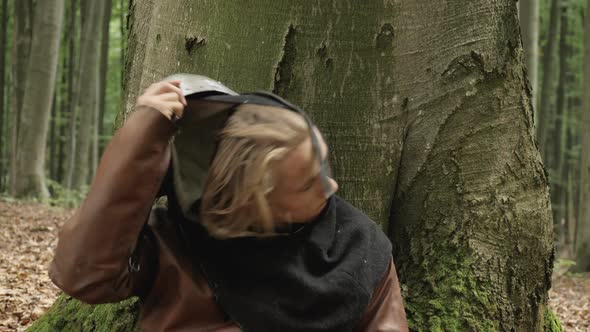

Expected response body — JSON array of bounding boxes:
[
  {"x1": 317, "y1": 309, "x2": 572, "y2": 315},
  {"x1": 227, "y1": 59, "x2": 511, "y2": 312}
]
[
  {"x1": 388, "y1": 1, "x2": 553, "y2": 330},
  {"x1": 31, "y1": 0, "x2": 557, "y2": 330},
  {"x1": 575, "y1": 0, "x2": 590, "y2": 272},
  {"x1": 119, "y1": 0, "x2": 404, "y2": 226},
  {"x1": 13, "y1": 0, "x2": 64, "y2": 199}
]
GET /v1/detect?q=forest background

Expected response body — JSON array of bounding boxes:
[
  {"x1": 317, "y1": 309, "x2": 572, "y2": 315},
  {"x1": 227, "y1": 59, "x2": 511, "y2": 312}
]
[{"x1": 0, "y1": 0, "x2": 589, "y2": 331}]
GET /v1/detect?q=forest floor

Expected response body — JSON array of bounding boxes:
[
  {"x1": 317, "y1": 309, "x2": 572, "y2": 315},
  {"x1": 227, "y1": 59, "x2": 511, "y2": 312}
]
[{"x1": 0, "y1": 198, "x2": 588, "y2": 332}]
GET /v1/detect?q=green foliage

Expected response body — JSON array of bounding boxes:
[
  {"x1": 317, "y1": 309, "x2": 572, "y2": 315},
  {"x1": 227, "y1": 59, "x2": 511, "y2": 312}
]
[
  {"x1": 46, "y1": 179, "x2": 87, "y2": 208},
  {"x1": 555, "y1": 258, "x2": 577, "y2": 269},
  {"x1": 26, "y1": 295, "x2": 140, "y2": 332}
]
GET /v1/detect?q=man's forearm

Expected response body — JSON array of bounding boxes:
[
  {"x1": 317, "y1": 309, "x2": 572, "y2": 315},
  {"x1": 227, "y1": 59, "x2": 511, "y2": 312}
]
[{"x1": 49, "y1": 107, "x2": 176, "y2": 304}]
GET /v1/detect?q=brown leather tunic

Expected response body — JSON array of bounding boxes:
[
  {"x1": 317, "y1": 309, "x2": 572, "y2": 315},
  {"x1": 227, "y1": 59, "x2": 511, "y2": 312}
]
[{"x1": 49, "y1": 107, "x2": 408, "y2": 332}]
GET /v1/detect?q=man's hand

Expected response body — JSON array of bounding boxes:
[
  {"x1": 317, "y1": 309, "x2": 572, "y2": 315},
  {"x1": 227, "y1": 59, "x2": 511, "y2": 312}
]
[{"x1": 136, "y1": 80, "x2": 188, "y2": 122}]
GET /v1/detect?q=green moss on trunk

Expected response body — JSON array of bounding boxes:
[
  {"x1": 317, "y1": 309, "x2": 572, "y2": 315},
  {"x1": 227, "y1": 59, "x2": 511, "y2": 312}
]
[
  {"x1": 402, "y1": 248, "x2": 498, "y2": 331},
  {"x1": 544, "y1": 308, "x2": 564, "y2": 332},
  {"x1": 26, "y1": 295, "x2": 139, "y2": 332}
]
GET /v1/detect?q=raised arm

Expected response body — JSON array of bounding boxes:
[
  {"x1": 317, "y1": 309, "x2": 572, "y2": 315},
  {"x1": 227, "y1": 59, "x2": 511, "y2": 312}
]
[{"x1": 49, "y1": 81, "x2": 186, "y2": 304}]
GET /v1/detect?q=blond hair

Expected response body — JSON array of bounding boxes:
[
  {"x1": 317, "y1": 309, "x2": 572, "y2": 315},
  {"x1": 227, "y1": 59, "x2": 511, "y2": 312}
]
[{"x1": 200, "y1": 104, "x2": 309, "y2": 239}]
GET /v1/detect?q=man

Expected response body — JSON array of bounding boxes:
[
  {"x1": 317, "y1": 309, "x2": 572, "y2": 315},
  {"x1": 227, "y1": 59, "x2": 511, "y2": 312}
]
[{"x1": 49, "y1": 76, "x2": 408, "y2": 331}]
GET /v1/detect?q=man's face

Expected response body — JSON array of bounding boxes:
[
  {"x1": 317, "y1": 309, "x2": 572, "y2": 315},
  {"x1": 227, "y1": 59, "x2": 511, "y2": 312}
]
[{"x1": 270, "y1": 128, "x2": 339, "y2": 224}]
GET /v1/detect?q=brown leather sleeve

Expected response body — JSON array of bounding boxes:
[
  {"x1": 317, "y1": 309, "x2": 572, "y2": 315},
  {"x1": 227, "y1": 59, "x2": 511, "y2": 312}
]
[
  {"x1": 355, "y1": 258, "x2": 409, "y2": 332},
  {"x1": 49, "y1": 107, "x2": 176, "y2": 304}
]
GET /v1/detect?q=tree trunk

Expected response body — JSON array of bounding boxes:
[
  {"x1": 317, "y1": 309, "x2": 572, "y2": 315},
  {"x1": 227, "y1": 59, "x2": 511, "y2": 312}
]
[
  {"x1": 9, "y1": 0, "x2": 33, "y2": 194},
  {"x1": 388, "y1": 1, "x2": 553, "y2": 330},
  {"x1": 63, "y1": 0, "x2": 79, "y2": 187},
  {"x1": 120, "y1": 0, "x2": 126, "y2": 74},
  {"x1": 29, "y1": 0, "x2": 558, "y2": 330},
  {"x1": 560, "y1": 107, "x2": 574, "y2": 259},
  {"x1": 70, "y1": 0, "x2": 104, "y2": 190},
  {"x1": 575, "y1": 0, "x2": 590, "y2": 272},
  {"x1": 551, "y1": 1, "x2": 569, "y2": 239},
  {"x1": 519, "y1": 0, "x2": 539, "y2": 121},
  {"x1": 49, "y1": 90, "x2": 58, "y2": 181},
  {"x1": 57, "y1": 48, "x2": 68, "y2": 184},
  {"x1": 0, "y1": 0, "x2": 7, "y2": 191},
  {"x1": 1, "y1": 0, "x2": 12, "y2": 192},
  {"x1": 537, "y1": 0, "x2": 561, "y2": 160},
  {"x1": 51, "y1": 2, "x2": 73, "y2": 184},
  {"x1": 97, "y1": 0, "x2": 112, "y2": 160},
  {"x1": 13, "y1": 0, "x2": 64, "y2": 199},
  {"x1": 56, "y1": 1, "x2": 73, "y2": 184},
  {"x1": 90, "y1": 0, "x2": 112, "y2": 182}
]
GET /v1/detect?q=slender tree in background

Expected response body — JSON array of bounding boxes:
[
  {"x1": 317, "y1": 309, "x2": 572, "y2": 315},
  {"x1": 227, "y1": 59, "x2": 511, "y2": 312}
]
[
  {"x1": 56, "y1": 48, "x2": 69, "y2": 184},
  {"x1": 552, "y1": 0, "x2": 569, "y2": 237},
  {"x1": 575, "y1": 0, "x2": 590, "y2": 272},
  {"x1": 29, "y1": 0, "x2": 557, "y2": 330},
  {"x1": 63, "y1": 0, "x2": 80, "y2": 186},
  {"x1": 95, "y1": 0, "x2": 113, "y2": 174},
  {"x1": 120, "y1": 0, "x2": 126, "y2": 72},
  {"x1": 0, "y1": 0, "x2": 7, "y2": 191},
  {"x1": 50, "y1": 0, "x2": 76, "y2": 183},
  {"x1": 538, "y1": 0, "x2": 561, "y2": 159},
  {"x1": 10, "y1": 0, "x2": 33, "y2": 194},
  {"x1": 53, "y1": 7, "x2": 72, "y2": 183},
  {"x1": 49, "y1": 91, "x2": 58, "y2": 180},
  {"x1": 70, "y1": 0, "x2": 104, "y2": 190},
  {"x1": 519, "y1": 0, "x2": 540, "y2": 118},
  {"x1": 562, "y1": 105, "x2": 575, "y2": 258},
  {"x1": 13, "y1": 0, "x2": 64, "y2": 198}
]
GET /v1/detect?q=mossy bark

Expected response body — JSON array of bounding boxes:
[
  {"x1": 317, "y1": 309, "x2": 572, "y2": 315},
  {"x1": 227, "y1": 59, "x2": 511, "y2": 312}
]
[
  {"x1": 27, "y1": 295, "x2": 139, "y2": 332},
  {"x1": 544, "y1": 309, "x2": 564, "y2": 332},
  {"x1": 34, "y1": 0, "x2": 556, "y2": 331},
  {"x1": 388, "y1": 1, "x2": 554, "y2": 330}
]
